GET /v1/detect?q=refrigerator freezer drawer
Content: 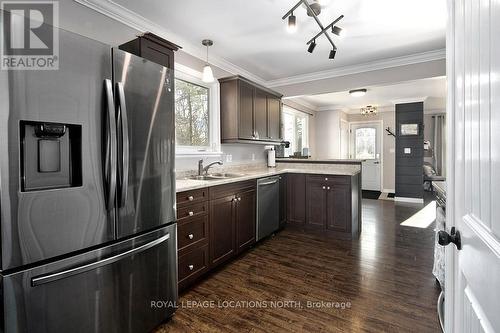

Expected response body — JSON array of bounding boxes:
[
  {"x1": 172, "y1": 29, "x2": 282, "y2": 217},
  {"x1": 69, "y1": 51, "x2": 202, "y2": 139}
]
[{"x1": 1, "y1": 224, "x2": 178, "y2": 333}]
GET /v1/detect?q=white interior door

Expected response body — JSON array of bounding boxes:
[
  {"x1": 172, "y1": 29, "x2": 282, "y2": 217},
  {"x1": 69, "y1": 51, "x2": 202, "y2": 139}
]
[
  {"x1": 446, "y1": 0, "x2": 500, "y2": 331},
  {"x1": 350, "y1": 122, "x2": 382, "y2": 191}
]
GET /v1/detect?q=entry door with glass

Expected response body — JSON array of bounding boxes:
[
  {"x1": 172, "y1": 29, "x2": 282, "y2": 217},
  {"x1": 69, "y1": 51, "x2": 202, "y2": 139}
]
[{"x1": 350, "y1": 122, "x2": 382, "y2": 191}]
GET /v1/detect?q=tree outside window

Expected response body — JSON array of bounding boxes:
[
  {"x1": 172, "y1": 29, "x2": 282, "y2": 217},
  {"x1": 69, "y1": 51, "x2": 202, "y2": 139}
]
[{"x1": 175, "y1": 79, "x2": 209, "y2": 147}]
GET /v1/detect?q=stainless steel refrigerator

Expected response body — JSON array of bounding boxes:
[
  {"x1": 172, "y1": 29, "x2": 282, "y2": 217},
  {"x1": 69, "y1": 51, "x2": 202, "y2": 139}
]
[{"x1": 0, "y1": 18, "x2": 177, "y2": 333}]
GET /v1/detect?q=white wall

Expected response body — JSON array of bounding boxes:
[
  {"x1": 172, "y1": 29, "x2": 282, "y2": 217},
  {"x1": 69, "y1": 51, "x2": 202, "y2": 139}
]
[{"x1": 314, "y1": 110, "x2": 347, "y2": 159}]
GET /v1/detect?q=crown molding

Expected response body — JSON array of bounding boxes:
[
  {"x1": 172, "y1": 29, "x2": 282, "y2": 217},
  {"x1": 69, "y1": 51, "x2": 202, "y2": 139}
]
[
  {"x1": 390, "y1": 96, "x2": 428, "y2": 104},
  {"x1": 283, "y1": 97, "x2": 318, "y2": 111},
  {"x1": 266, "y1": 49, "x2": 446, "y2": 88},
  {"x1": 73, "y1": 0, "x2": 268, "y2": 86}
]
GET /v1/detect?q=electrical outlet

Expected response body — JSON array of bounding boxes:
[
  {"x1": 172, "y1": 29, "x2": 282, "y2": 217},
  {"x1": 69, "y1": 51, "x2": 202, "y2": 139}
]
[
  {"x1": 404, "y1": 148, "x2": 411, "y2": 154},
  {"x1": 225, "y1": 154, "x2": 232, "y2": 162},
  {"x1": 251, "y1": 153, "x2": 255, "y2": 161}
]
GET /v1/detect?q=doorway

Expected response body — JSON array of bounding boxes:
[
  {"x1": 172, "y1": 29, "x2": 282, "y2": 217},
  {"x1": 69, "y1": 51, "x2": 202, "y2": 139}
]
[{"x1": 349, "y1": 121, "x2": 382, "y2": 191}]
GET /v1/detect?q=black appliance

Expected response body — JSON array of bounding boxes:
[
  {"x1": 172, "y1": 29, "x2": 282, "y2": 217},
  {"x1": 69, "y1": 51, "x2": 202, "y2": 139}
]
[{"x1": 0, "y1": 13, "x2": 177, "y2": 333}]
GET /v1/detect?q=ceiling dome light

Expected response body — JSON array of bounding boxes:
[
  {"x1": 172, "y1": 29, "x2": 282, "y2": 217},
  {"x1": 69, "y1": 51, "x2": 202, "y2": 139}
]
[
  {"x1": 201, "y1": 39, "x2": 214, "y2": 83},
  {"x1": 349, "y1": 88, "x2": 367, "y2": 97},
  {"x1": 308, "y1": 40, "x2": 317, "y2": 53},
  {"x1": 332, "y1": 26, "x2": 344, "y2": 38},
  {"x1": 287, "y1": 12, "x2": 297, "y2": 33}
]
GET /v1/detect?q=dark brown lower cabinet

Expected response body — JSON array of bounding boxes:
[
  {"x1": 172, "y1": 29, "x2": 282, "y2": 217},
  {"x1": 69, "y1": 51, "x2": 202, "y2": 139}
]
[
  {"x1": 279, "y1": 175, "x2": 287, "y2": 228},
  {"x1": 236, "y1": 188, "x2": 256, "y2": 253},
  {"x1": 306, "y1": 178, "x2": 327, "y2": 228},
  {"x1": 209, "y1": 195, "x2": 236, "y2": 267},
  {"x1": 326, "y1": 182, "x2": 351, "y2": 232},
  {"x1": 209, "y1": 181, "x2": 256, "y2": 269},
  {"x1": 286, "y1": 174, "x2": 306, "y2": 225},
  {"x1": 300, "y1": 174, "x2": 360, "y2": 239}
]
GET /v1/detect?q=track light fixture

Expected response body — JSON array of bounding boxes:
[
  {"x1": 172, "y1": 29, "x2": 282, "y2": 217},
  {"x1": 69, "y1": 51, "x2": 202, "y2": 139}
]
[
  {"x1": 282, "y1": 0, "x2": 344, "y2": 60},
  {"x1": 308, "y1": 40, "x2": 317, "y2": 53},
  {"x1": 332, "y1": 26, "x2": 344, "y2": 37},
  {"x1": 287, "y1": 12, "x2": 297, "y2": 33}
]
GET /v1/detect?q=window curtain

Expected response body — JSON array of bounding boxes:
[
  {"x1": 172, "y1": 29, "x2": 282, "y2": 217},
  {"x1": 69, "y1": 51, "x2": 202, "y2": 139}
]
[{"x1": 432, "y1": 115, "x2": 446, "y2": 176}]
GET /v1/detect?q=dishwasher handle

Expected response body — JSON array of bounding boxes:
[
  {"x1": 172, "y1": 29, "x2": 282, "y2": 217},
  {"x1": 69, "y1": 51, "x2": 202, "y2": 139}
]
[{"x1": 259, "y1": 179, "x2": 279, "y2": 186}]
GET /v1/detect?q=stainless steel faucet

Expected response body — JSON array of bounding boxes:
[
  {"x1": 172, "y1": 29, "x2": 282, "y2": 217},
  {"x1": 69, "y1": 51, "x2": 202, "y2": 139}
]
[{"x1": 198, "y1": 159, "x2": 223, "y2": 175}]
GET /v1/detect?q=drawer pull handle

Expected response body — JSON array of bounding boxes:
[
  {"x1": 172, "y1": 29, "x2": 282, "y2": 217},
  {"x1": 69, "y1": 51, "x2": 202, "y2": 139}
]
[
  {"x1": 187, "y1": 195, "x2": 194, "y2": 201},
  {"x1": 188, "y1": 234, "x2": 194, "y2": 240},
  {"x1": 188, "y1": 264, "x2": 194, "y2": 271},
  {"x1": 188, "y1": 211, "x2": 194, "y2": 216}
]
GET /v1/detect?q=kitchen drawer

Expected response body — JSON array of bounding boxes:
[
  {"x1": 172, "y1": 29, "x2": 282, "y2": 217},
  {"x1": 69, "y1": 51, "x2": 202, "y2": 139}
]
[
  {"x1": 178, "y1": 244, "x2": 209, "y2": 290},
  {"x1": 178, "y1": 215, "x2": 208, "y2": 252},
  {"x1": 177, "y1": 188, "x2": 208, "y2": 207},
  {"x1": 209, "y1": 180, "x2": 255, "y2": 200},
  {"x1": 177, "y1": 201, "x2": 208, "y2": 221},
  {"x1": 307, "y1": 174, "x2": 350, "y2": 185}
]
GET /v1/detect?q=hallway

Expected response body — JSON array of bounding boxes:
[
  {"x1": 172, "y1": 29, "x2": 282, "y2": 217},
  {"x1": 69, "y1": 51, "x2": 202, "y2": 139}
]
[{"x1": 159, "y1": 199, "x2": 440, "y2": 332}]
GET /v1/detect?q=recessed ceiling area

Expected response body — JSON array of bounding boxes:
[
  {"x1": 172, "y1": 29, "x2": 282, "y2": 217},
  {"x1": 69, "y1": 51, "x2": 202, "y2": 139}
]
[
  {"x1": 290, "y1": 76, "x2": 446, "y2": 112},
  {"x1": 110, "y1": 0, "x2": 446, "y2": 81}
]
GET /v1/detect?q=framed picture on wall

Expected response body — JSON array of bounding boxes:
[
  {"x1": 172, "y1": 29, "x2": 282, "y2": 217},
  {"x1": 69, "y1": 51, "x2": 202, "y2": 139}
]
[{"x1": 400, "y1": 123, "x2": 419, "y2": 136}]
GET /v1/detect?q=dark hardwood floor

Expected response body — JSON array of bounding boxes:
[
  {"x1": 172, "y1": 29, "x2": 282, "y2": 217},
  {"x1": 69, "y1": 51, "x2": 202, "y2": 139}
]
[{"x1": 157, "y1": 199, "x2": 440, "y2": 332}]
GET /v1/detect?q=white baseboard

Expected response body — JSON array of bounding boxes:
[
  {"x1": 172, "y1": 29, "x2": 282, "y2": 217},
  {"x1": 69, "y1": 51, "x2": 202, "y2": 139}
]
[
  {"x1": 394, "y1": 197, "x2": 424, "y2": 203},
  {"x1": 383, "y1": 188, "x2": 395, "y2": 193}
]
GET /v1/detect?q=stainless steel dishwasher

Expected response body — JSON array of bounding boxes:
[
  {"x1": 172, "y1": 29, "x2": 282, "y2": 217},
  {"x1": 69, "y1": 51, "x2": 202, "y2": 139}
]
[{"x1": 256, "y1": 176, "x2": 280, "y2": 241}]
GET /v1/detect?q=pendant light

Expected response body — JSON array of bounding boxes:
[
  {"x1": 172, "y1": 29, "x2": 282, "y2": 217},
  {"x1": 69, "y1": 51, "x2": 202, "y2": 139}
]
[{"x1": 202, "y1": 39, "x2": 214, "y2": 83}]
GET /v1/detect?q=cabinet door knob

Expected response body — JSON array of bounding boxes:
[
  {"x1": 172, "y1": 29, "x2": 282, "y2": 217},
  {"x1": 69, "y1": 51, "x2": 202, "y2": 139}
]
[
  {"x1": 188, "y1": 264, "x2": 194, "y2": 271},
  {"x1": 188, "y1": 233, "x2": 194, "y2": 240},
  {"x1": 322, "y1": 186, "x2": 326, "y2": 190},
  {"x1": 187, "y1": 195, "x2": 194, "y2": 201},
  {"x1": 325, "y1": 178, "x2": 328, "y2": 181},
  {"x1": 237, "y1": 197, "x2": 241, "y2": 201},
  {"x1": 327, "y1": 186, "x2": 331, "y2": 190},
  {"x1": 188, "y1": 211, "x2": 194, "y2": 216}
]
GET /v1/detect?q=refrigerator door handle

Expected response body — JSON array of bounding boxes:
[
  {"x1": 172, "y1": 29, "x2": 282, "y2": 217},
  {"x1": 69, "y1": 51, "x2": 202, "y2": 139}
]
[
  {"x1": 116, "y1": 82, "x2": 129, "y2": 207},
  {"x1": 31, "y1": 232, "x2": 170, "y2": 287},
  {"x1": 104, "y1": 79, "x2": 117, "y2": 211}
]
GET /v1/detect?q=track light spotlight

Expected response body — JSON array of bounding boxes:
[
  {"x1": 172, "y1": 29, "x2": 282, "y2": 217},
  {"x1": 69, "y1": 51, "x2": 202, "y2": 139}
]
[
  {"x1": 308, "y1": 40, "x2": 316, "y2": 53},
  {"x1": 329, "y1": 49, "x2": 336, "y2": 59},
  {"x1": 287, "y1": 12, "x2": 297, "y2": 33},
  {"x1": 332, "y1": 26, "x2": 344, "y2": 37}
]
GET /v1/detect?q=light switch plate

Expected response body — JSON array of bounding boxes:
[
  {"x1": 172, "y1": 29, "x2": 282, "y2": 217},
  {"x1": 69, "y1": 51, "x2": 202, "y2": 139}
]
[
  {"x1": 404, "y1": 148, "x2": 411, "y2": 154},
  {"x1": 225, "y1": 154, "x2": 232, "y2": 162}
]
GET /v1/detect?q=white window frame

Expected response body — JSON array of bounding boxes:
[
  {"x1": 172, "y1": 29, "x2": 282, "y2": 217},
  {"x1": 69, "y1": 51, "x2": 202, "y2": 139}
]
[
  {"x1": 174, "y1": 63, "x2": 222, "y2": 157},
  {"x1": 282, "y1": 105, "x2": 309, "y2": 156}
]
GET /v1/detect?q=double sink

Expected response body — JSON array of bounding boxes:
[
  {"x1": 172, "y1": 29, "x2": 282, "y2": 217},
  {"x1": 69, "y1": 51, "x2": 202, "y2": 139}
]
[{"x1": 187, "y1": 173, "x2": 246, "y2": 181}]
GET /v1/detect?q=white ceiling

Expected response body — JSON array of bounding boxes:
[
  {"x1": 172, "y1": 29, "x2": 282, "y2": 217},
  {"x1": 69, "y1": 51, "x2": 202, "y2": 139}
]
[
  {"x1": 111, "y1": 0, "x2": 446, "y2": 81},
  {"x1": 291, "y1": 76, "x2": 446, "y2": 112}
]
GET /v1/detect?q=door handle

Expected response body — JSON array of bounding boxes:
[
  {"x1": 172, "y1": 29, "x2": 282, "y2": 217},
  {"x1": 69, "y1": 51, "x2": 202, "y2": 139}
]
[
  {"x1": 116, "y1": 82, "x2": 129, "y2": 208},
  {"x1": 104, "y1": 79, "x2": 117, "y2": 212},
  {"x1": 31, "y1": 233, "x2": 170, "y2": 287},
  {"x1": 438, "y1": 227, "x2": 462, "y2": 250},
  {"x1": 373, "y1": 161, "x2": 380, "y2": 164}
]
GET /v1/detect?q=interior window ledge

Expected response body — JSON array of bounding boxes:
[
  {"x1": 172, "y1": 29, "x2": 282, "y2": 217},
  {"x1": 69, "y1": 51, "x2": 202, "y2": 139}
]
[{"x1": 176, "y1": 151, "x2": 223, "y2": 158}]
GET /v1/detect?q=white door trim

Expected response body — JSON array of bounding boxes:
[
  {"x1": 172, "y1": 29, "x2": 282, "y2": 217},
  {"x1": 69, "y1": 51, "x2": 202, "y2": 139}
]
[
  {"x1": 349, "y1": 120, "x2": 384, "y2": 191},
  {"x1": 445, "y1": 0, "x2": 456, "y2": 331}
]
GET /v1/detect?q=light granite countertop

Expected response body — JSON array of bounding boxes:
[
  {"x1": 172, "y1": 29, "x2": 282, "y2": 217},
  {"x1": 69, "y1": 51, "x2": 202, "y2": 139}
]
[
  {"x1": 176, "y1": 164, "x2": 361, "y2": 193},
  {"x1": 276, "y1": 158, "x2": 365, "y2": 164}
]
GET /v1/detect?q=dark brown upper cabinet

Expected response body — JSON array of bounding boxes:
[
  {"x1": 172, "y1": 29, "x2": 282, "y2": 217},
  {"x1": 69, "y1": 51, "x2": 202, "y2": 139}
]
[
  {"x1": 119, "y1": 32, "x2": 180, "y2": 70},
  {"x1": 219, "y1": 76, "x2": 283, "y2": 144}
]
